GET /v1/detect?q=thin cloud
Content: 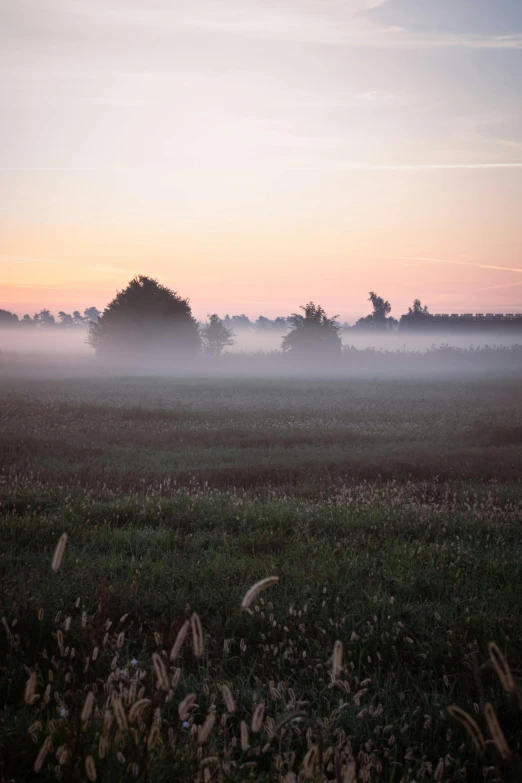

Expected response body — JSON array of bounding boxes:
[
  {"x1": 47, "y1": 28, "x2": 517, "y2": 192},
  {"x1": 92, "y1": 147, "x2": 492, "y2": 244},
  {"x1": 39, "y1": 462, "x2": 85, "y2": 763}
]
[
  {"x1": 344, "y1": 254, "x2": 522, "y2": 276},
  {"x1": 469, "y1": 279, "x2": 522, "y2": 293},
  {"x1": 397, "y1": 257, "x2": 522, "y2": 274},
  {"x1": 14, "y1": 0, "x2": 522, "y2": 49},
  {"x1": 287, "y1": 161, "x2": 522, "y2": 171},
  {"x1": 3, "y1": 161, "x2": 522, "y2": 173}
]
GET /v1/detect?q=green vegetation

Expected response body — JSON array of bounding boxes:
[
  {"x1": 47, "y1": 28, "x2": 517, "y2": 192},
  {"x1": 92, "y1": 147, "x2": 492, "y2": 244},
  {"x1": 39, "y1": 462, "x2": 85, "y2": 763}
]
[{"x1": 1, "y1": 378, "x2": 521, "y2": 781}]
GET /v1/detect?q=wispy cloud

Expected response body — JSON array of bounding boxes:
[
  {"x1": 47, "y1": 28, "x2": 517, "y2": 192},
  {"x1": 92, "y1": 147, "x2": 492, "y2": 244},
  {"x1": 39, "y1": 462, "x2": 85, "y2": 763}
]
[
  {"x1": 283, "y1": 161, "x2": 522, "y2": 172},
  {"x1": 346, "y1": 254, "x2": 522, "y2": 275},
  {"x1": 3, "y1": 161, "x2": 522, "y2": 173},
  {"x1": 470, "y1": 279, "x2": 522, "y2": 293},
  {"x1": 14, "y1": 0, "x2": 522, "y2": 49},
  {"x1": 397, "y1": 257, "x2": 522, "y2": 274}
]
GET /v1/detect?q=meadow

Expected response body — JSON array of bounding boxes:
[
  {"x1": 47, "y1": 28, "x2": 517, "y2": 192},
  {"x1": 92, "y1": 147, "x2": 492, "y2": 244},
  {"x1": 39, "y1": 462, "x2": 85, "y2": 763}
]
[{"x1": 1, "y1": 376, "x2": 522, "y2": 782}]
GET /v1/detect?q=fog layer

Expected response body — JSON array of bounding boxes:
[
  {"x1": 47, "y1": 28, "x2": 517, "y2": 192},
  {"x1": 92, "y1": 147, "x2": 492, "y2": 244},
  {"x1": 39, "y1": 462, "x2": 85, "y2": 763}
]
[{"x1": 2, "y1": 327, "x2": 522, "y2": 356}]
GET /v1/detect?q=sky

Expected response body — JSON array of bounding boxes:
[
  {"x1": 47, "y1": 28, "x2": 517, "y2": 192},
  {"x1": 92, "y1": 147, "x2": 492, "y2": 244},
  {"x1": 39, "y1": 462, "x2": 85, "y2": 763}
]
[{"x1": 1, "y1": 0, "x2": 522, "y2": 322}]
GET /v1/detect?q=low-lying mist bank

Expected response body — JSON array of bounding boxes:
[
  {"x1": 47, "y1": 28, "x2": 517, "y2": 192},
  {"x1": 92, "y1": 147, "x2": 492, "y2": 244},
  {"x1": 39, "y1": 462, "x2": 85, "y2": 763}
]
[
  {"x1": 2, "y1": 325, "x2": 522, "y2": 356},
  {"x1": 2, "y1": 343, "x2": 522, "y2": 380}
]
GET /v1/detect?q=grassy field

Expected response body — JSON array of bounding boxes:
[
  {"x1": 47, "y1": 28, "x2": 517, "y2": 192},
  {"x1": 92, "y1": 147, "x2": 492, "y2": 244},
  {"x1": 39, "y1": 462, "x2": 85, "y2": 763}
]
[{"x1": 1, "y1": 377, "x2": 522, "y2": 782}]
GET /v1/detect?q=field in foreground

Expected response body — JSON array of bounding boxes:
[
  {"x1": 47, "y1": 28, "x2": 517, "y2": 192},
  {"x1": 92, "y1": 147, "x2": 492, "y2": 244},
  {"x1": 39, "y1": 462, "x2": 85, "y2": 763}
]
[{"x1": 1, "y1": 377, "x2": 522, "y2": 782}]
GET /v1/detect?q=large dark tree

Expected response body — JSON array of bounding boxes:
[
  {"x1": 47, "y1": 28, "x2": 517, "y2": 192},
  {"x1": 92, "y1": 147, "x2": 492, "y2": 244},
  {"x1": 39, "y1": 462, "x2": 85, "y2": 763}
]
[
  {"x1": 282, "y1": 302, "x2": 341, "y2": 356},
  {"x1": 88, "y1": 275, "x2": 201, "y2": 358},
  {"x1": 0, "y1": 309, "x2": 18, "y2": 326}
]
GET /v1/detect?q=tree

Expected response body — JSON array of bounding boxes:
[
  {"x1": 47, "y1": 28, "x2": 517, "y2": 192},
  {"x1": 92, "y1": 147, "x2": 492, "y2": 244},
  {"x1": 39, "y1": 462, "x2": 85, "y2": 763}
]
[
  {"x1": 273, "y1": 316, "x2": 289, "y2": 331},
  {"x1": 282, "y1": 302, "x2": 341, "y2": 356},
  {"x1": 369, "y1": 292, "x2": 391, "y2": 324},
  {"x1": 231, "y1": 314, "x2": 251, "y2": 329},
  {"x1": 400, "y1": 299, "x2": 431, "y2": 331},
  {"x1": 34, "y1": 309, "x2": 55, "y2": 326},
  {"x1": 200, "y1": 314, "x2": 235, "y2": 356},
  {"x1": 84, "y1": 307, "x2": 100, "y2": 324},
  {"x1": 0, "y1": 309, "x2": 18, "y2": 326},
  {"x1": 408, "y1": 299, "x2": 430, "y2": 317},
  {"x1": 354, "y1": 292, "x2": 393, "y2": 330},
  {"x1": 58, "y1": 311, "x2": 74, "y2": 327},
  {"x1": 73, "y1": 310, "x2": 85, "y2": 326},
  {"x1": 88, "y1": 275, "x2": 201, "y2": 358},
  {"x1": 255, "y1": 316, "x2": 273, "y2": 330}
]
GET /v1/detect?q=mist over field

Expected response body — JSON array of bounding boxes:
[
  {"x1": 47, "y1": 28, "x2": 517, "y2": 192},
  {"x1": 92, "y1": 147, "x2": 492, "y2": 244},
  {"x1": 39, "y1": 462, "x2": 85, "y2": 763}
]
[
  {"x1": 2, "y1": 288, "x2": 521, "y2": 782},
  {"x1": 3, "y1": 324, "x2": 522, "y2": 354}
]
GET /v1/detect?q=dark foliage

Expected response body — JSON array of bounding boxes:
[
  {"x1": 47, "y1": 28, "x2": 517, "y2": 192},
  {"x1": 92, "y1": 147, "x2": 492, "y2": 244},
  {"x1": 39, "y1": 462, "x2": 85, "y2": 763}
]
[
  {"x1": 200, "y1": 314, "x2": 235, "y2": 355},
  {"x1": 0, "y1": 309, "x2": 18, "y2": 326},
  {"x1": 88, "y1": 275, "x2": 201, "y2": 359},
  {"x1": 282, "y1": 302, "x2": 341, "y2": 355}
]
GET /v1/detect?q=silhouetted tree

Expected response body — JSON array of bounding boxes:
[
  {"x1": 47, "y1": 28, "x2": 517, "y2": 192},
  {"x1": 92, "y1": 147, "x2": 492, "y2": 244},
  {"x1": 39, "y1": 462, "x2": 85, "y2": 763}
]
[
  {"x1": 355, "y1": 292, "x2": 394, "y2": 330},
  {"x1": 0, "y1": 309, "x2": 18, "y2": 326},
  {"x1": 84, "y1": 307, "x2": 100, "y2": 324},
  {"x1": 88, "y1": 275, "x2": 201, "y2": 358},
  {"x1": 34, "y1": 309, "x2": 55, "y2": 326},
  {"x1": 231, "y1": 315, "x2": 251, "y2": 328},
  {"x1": 255, "y1": 316, "x2": 273, "y2": 330},
  {"x1": 399, "y1": 299, "x2": 432, "y2": 331},
  {"x1": 58, "y1": 311, "x2": 74, "y2": 327},
  {"x1": 73, "y1": 310, "x2": 85, "y2": 326},
  {"x1": 369, "y1": 291, "x2": 391, "y2": 324},
  {"x1": 408, "y1": 298, "x2": 430, "y2": 317},
  {"x1": 273, "y1": 316, "x2": 289, "y2": 331},
  {"x1": 21, "y1": 314, "x2": 35, "y2": 328},
  {"x1": 282, "y1": 302, "x2": 341, "y2": 356},
  {"x1": 200, "y1": 314, "x2": 235, "y2": 356}
]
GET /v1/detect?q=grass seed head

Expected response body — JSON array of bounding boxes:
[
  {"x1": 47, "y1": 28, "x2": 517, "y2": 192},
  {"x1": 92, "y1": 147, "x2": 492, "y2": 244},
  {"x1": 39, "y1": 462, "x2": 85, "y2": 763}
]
[
  {"x1": 170, "y1": 620, "x2": 190, "y2": 661},
  {"x1": 447, "y1": 705, "x2": 486, "y2": 753},
  {"x1": 85, "y1": 755, "x2": 97, "y2": 782},
  {"x1": 488, "y1": 642, "x2": 516, "y2": 694},
  {"x1": 179, "y1": 693, "x2": 197, "y2": 721},
  {"x1": 251, "y1": 702, "x2": 265, "y2": 733},
  {"x1": 129, "y1": 698, "x2": 151, "y2": 723},
  {"x1": 152, "y1": 652, "x2": 169, "y2": 691},
  {"x1": 51, "y1": 533, "x2": 68, "y2": 572},
  {"x1": 240, "y1": 720, "x2": 250, "y2": 751},
  {"x1": 190, "y1": 613, "x2": 204, "y2": 657},
  {"x1": 198, "y1": 712, "x2": 216, "y2": 744},
  {"x1": 241, "y1": 577, "x2": 279, "y2": 611},
  {"x1": 221, "y1": 684, "x2": 236, "y2": 713},
  {"x1": 24, "y1": 671, "x2": 38, "y2": 705},
  {"x1": 81, "y1": 691, "x2": 95, "y2": 724},
  {"x1": 34, "y1": 737, "x2": 53, "y2": 773},
  {"x1": 112, "y1": 696, "x2": 128, "y2": 731},
  {"x1": 332, "y1": 640, "x2": 343, "y2": 681},
  {"x1": 484, "y1": 702, "x2": 511, "y2": 759}
]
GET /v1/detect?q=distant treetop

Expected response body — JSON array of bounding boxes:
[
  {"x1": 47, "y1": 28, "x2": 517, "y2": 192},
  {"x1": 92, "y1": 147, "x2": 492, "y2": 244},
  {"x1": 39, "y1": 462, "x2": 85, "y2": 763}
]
[{"x1": 282, "y1": 302, "x2": 342, "y2": 356}]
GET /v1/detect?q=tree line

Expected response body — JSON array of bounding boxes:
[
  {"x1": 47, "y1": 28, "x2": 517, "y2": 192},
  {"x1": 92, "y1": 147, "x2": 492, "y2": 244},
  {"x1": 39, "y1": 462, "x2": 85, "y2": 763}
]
[
  {"x1": 0, "y1": 307, "x2": 101, "y2": 328},
  {"x1": 1, "y1": 276, "x2": 521, "y2": 359}
]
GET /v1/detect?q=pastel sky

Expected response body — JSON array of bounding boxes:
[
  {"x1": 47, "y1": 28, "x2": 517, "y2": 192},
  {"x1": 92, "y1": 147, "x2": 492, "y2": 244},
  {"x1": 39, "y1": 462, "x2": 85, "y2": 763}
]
[{"x1": 2, "y1": 0, "x2": 522, "y2": 321}]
